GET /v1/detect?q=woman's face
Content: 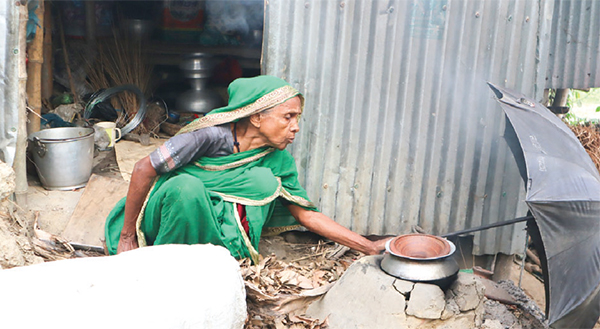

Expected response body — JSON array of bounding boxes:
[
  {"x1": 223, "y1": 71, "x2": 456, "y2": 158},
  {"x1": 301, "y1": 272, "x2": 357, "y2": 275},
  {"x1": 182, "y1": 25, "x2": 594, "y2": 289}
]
[{"x1": 258, "y1": 96, "x2": 302, "y2": 150}]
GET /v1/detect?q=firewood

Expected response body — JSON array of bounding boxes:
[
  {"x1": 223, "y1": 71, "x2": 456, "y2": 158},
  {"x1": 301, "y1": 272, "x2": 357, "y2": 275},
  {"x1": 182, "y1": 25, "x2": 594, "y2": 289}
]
[{"x1": 526, "y1": 248, "x2": 541, "y2": 267}]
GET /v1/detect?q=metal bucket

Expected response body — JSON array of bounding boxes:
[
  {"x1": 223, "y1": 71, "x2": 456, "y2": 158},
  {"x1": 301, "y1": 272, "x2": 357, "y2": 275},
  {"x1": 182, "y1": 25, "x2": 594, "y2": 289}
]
[{"x1": 28, "y1": 127, "x2": 95, "y2": 190}]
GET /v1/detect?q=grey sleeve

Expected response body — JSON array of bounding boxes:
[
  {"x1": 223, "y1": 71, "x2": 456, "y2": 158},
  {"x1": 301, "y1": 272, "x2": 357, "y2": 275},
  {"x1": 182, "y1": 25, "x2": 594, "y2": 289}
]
[{"x1": 149, "y1": 125, "x2": 234, "y2": 174}]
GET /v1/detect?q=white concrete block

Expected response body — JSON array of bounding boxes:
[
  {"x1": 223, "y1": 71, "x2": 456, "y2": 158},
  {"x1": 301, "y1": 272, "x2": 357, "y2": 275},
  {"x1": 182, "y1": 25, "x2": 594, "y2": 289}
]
[{"x1": 0, "y1": 244, "x2": 247, "y2": 329}]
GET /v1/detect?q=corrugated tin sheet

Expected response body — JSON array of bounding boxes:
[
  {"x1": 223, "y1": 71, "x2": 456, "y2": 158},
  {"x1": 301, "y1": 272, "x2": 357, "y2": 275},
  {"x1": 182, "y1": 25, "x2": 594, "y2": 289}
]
[
  {"x1": 0, "y1": 0, "x2": 19, "y2": 166},
  {"x1": 263, "y1": 0, "x2": 568, "y2": 255},
  {"x1": 546, "y1": 0, "x2": 600, "y2": 89}
]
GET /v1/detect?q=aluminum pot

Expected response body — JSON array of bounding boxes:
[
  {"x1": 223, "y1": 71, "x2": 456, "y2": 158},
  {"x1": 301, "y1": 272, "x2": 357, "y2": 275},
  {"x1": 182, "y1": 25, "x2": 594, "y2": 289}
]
[
  {"x1": 28, "y1": 127, "x2": 95, "y2": 190},
  {"x1": 176, "y1": 89, "x2": 225, "y2": 114},
  {"x1": 176, "y1": 53, "x2": 224, "y2": 113},
  {"x1": 380, "y1": 234, "x2": 460, "y2": 290},
  {"x1": 179, "y1": 53, "x2": 218, "y2": 80}
]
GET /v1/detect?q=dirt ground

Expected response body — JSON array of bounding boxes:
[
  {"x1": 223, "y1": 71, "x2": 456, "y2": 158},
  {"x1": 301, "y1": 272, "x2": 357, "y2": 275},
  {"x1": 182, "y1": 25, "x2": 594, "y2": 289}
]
[{"x1": 8, "y1": 143, "x2": 599, "y2": 329}]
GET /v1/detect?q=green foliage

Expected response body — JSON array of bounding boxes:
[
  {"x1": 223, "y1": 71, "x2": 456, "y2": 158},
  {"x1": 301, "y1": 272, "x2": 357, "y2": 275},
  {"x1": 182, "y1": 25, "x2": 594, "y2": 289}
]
[
  {"x1": 548, "y1": 88, "x2": 589, "y2": 108},
  {"x1": 563, "y1": 112, "x2": 590, "y2": 126},
  {"x1": 549, "y1": 88, "x2": 600, "y2": 123},
  {"x1": 568, "y1": 89, "x2": 586, "y2": 108}
]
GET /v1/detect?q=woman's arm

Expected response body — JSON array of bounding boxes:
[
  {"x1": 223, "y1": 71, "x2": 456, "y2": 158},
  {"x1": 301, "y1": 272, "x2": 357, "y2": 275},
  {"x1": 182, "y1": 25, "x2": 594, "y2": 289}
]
[
  {"x1": 286, "y1": 204, "x2": 388, "y2": 255},
  {"x1": 117, "y1": 156, "x2": 157, "y2": 254},
  {"x1": 116, "y1": 127, "x2": 232, "y2": 253}
]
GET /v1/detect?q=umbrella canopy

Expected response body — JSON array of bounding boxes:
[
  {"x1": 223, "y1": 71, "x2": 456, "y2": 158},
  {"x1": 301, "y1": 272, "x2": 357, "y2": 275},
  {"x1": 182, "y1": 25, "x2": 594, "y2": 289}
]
[{"x1": 488, "y1": 83, "x2": 600, "y2": 328}]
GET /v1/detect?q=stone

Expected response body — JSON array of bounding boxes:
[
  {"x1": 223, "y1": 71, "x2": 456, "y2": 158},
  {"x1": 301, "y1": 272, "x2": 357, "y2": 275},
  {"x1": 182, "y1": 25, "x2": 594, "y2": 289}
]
[
  {"x1": 474, "y1": 298, "x2": 486, "y2": 327},
  {"x1": 405, "y1": 310, "x2": 479, "y2": 329},
  {"x1": 393, "y1": 279, "x2": 415, "y2": 296},
  {"x1": 0, "y1": 214, "x2": 44, "y2": 269},
  {"x1": 438, "y1": 311, "x2": 477, "y2": 329},
  {"x1": 446, "y1": 272, "x2": 486, "y2": 312},
  {"x1": 306, "y1": 255, "x2": 407, "y2": 328},
  {"x1": 479, "y1": 276, "x2": 517, "y2": 305},
  {"x1": 440, "y1": 298, "x2": 460, "y2": 320},
  {"x1": 483, "y1": 299, "x2": 520, "y2": 328},
  {"x1": 0, "y1": 244, "x2": 247, "y2": 329},
  {"x1": 0, "y1": 221, "x2": 27, "y2": 269},
  {"x1": 0, "y1": 161, "x2": 16, "y2": 200},
  {"x1": 481, "y1": 319, "x2": 504, "y2": 329},
  {"x1": 406, "y1": 283, "x2": 445, "y2": 319}
]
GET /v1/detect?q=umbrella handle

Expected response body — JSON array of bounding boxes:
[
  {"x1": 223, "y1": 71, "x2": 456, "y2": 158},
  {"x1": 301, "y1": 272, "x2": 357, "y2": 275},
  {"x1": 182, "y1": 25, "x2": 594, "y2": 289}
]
[{"x1": 441, "y1": 215, "x2": 534, "y2": 238}]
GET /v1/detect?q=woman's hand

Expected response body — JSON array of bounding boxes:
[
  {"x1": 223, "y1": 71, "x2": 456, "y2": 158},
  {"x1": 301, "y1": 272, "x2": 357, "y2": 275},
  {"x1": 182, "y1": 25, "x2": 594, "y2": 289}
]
[
  {"x1": 287, "y1": 204, "x2": 386, "y2": 256},
  {"x1": 117, "y1": 231, "x2": 139, "y2": 254},
  {"x1": 117, "y1": 156, "x2": 157, "y2": 254},
  {"x1": 369, "y1": 237, "x2": 391, "y2": 255}
]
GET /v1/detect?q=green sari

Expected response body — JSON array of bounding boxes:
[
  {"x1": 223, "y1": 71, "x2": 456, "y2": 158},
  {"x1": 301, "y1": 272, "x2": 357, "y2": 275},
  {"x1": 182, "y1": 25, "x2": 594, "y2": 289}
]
[{"x1": 105, "y1": 76, "x2": 317, "y2": 263}]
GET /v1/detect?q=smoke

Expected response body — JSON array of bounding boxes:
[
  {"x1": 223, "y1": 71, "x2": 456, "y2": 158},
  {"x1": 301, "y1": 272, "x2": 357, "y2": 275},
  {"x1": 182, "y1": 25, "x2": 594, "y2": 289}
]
[{"x1": 205, "y1": 0, "x2": 263, "y2": 36}]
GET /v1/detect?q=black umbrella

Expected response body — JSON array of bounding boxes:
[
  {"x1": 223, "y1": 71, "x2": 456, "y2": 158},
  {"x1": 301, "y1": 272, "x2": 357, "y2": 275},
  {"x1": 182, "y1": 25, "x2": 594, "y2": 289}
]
[{"x1": 487, "y1": 83, "x2": 600, "y2": 328}]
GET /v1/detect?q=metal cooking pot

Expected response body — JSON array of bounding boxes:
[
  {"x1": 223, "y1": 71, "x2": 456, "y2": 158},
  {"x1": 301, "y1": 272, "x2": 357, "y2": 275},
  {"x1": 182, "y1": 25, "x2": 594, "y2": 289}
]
[
  {"x1": 380, "y1": 234, "x2": 460, "y2": 290},
  {"x1": 179, "y1": 53, "x2": 218, "y2": 80},
  {"x1": 176, "y1": 53, "x2": 224, "y2": 114},
  {"x1": 28, "y1": 127, "x2": 95, "y2": 190}
]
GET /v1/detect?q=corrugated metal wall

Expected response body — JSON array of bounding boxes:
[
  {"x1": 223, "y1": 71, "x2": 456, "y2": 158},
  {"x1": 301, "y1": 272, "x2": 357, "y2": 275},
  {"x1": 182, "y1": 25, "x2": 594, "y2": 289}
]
[
  {"x1": 263, "y1": 0, "x2": 564, "y2": 255},
  {"x1": 0, "y1": 0, "x2": 19, "y2": 166},
  {"x1": 546, "y1": 0, "x2": 600, "y2": 89}
]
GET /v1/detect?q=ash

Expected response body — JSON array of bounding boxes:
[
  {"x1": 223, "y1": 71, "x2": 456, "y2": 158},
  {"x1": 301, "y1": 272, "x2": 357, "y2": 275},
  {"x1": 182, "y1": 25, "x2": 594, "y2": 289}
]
[{"x1": 483, "y1": 280, "x2": 548, "y2": 329}]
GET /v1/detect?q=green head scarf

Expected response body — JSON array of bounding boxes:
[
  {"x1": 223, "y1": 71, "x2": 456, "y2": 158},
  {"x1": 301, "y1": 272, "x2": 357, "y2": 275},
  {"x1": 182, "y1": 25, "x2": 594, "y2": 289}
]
[{"x1": 177, "y1": 75, "x2": 304, "y2": 135}]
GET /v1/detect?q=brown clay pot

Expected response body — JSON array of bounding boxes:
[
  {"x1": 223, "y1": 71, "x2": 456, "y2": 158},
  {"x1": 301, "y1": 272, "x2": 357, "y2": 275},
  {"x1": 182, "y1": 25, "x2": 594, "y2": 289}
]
[
  {"x1": 388, "y1": 233, "x2": 452, "y2": 259},
  {"x1": 380, "y1": 234, "x2": 459, "y2": 290}
]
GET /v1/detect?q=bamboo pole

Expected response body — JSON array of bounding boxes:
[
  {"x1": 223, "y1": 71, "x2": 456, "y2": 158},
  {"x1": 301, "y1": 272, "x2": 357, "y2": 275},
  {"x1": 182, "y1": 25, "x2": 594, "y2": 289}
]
[
  {"x1": 14, "y1": 2, "x2": 29, "y2": 207},
  {"x1": 26, "y1": 0, "x2": 45, "y2": 134},
  {"x1": 41, "y1": 0, "x2": 53, "y2": 101}
]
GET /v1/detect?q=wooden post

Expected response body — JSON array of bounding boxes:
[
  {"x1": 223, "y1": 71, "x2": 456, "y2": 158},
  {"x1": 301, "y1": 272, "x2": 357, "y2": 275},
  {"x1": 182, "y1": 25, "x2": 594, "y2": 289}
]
[
  {"x1": 552, "y1": 88, "x2": 569, "y2": 107},
  {"x1": 41, "y1": 0, "x2": 53, "y2": 102},
  {"x1": 26, "y1": 0, "x2": 45, "y2": 134},
  {"x1": 15, "y1": 2, "x2": 29, "y2": 207}
]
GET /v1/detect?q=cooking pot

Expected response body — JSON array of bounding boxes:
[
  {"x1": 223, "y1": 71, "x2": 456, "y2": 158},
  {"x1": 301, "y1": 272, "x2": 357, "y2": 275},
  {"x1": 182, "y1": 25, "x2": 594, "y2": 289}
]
[
  {"x1": 380, "y1": 234, "x2": 459, "y2": 289},
  {"x1": 176, "y1": 53, "x2": 224, "y2": 113},
  {"x1": 28, "y1": 127, "x2": 95, "y2": 190}
]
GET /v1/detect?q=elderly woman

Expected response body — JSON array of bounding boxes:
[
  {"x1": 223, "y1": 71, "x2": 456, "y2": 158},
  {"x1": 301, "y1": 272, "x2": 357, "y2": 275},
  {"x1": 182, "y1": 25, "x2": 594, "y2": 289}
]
[{"x1": 105, "y1": 76, "x2": 385, "y2": 262}]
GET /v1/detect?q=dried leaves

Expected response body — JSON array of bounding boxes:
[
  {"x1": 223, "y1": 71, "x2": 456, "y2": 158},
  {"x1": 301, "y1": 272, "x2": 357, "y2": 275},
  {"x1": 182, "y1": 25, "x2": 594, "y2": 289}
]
[
  {"x1": 568, "y1": 123, "x2": 600, "y2": 173},
  {"x1": 240, "y1": 243, "x2": 363, "y2": 329},
  {"x1": 247, "y1": 313, "x2": 329, "y2": 329}
]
